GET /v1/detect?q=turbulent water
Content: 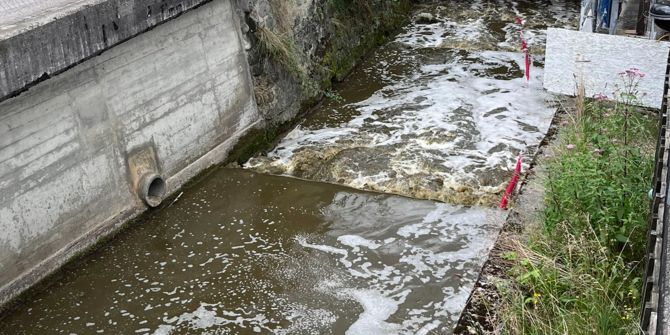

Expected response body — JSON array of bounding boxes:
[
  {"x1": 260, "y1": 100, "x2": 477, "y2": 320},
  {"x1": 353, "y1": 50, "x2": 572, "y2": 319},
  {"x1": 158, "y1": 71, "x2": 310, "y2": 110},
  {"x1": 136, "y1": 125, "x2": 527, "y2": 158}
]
[
  {"x1": 0, "y1": 170, "x2": 503, "y2": 334},
  {"x1": 247, "y1": 0, "x2": 579, "y2": 206},
  {"x1": 0, "y1": 1, "x2": 579, "y2": 334}
]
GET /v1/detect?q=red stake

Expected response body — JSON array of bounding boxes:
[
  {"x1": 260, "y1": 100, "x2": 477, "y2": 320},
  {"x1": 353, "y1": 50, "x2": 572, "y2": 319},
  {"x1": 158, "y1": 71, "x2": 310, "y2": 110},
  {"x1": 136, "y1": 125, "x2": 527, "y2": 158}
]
[
  {"x1": 499, "y1": 155, "x2": 523, "y2": 210},
  {"x1": 516, "y1": 16, "x2": 530, "y2": 82},
  {"x1": 525, "y1": 48, "x2": 530, "y2": 82}
]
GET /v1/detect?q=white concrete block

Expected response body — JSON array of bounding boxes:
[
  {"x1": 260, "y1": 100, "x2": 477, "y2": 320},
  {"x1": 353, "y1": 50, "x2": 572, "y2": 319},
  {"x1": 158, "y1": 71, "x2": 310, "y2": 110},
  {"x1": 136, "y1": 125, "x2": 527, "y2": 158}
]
[{"x1": 544, "y1": 28, "x2": 670, "y2": 109}]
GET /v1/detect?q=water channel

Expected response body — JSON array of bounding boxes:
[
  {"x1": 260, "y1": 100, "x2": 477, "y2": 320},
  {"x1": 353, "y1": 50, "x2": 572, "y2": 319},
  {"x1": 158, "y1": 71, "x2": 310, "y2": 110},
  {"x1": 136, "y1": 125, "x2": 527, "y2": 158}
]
[{"x1": 0, "y1": 1, "x2": 579, "y2": 334}]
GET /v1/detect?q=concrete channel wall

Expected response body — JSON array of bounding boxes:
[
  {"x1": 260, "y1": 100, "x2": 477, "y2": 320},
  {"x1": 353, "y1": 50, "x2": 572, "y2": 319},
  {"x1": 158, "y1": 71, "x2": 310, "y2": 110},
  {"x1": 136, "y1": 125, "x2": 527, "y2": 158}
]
[
  {"x1": 0, "y1": 0, "x2": 260, "y2": 306},
  {"x1": 0, "y1": 0, "x2": 216, "y2": 101}
]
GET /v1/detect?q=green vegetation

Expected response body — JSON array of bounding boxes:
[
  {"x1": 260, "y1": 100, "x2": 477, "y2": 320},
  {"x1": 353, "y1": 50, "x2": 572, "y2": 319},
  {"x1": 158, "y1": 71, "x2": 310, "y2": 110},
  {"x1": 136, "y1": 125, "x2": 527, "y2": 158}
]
[
  {"x1": 255, "y1": 26, "x2": 319, "y2": 96},
  {"x1": 253, "y1": 0, "x2": 410, "y2": 107},
  {"x1": 323, "y1": 0, "x2": 411, "y2": 81},
  {"x1": 500, "y1": 70, "x2": 657, "y2": 334}
]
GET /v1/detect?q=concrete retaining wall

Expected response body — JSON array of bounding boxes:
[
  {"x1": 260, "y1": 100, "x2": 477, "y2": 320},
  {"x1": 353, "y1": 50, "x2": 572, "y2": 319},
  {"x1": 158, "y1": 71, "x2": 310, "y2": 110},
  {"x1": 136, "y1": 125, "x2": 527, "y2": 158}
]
[
  {"x1": 0, "y1": 0, "x2": 259, "y2": 306},
  {"x1": 0, "y1": 0, "x2": 214, "y2": 101}
]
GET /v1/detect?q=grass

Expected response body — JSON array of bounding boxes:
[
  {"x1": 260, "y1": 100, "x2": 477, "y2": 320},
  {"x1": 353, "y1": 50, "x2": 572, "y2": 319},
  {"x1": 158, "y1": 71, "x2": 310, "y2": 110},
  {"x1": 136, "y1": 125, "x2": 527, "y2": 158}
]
[
  {"x1": 255, "y1": 27, "x2": 308, "y2": 83},
  {"x1": 498, "y1": 72, "x2": 657, "y2": 334}
]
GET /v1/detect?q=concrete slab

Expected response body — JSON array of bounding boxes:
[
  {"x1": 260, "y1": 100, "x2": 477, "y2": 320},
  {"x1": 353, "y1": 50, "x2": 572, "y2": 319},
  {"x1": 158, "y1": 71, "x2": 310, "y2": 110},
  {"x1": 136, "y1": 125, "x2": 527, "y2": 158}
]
[
  {"x1": 544, "y1": 28, "x2": 670, "y2": 109},
  {"x1": 0, "y1": 0, "x2": 101, "y2": 39},
  {"x1": 0, "y1": 0, "x2": 212, "y2": 103}
]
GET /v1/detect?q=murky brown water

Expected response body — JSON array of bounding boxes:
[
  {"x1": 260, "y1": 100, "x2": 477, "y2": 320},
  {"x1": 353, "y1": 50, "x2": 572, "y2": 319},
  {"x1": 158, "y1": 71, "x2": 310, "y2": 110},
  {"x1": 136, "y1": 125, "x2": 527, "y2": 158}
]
[
  {"x1": 0, "y1": 1, "x2": 580, "y2": 334},
  {"x1": 0, "y1": 169, "x2": 502, "y2": 334},
  {"x1": 247, "y1": 0, "x2": 579, "y2": 206}
]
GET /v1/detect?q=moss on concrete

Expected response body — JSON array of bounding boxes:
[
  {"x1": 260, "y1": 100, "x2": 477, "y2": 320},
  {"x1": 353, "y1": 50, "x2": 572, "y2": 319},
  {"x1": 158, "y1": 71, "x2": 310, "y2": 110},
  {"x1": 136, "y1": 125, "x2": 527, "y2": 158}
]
[{"x1": 225, "y1": 124, "x2": 284, "y2": 165}]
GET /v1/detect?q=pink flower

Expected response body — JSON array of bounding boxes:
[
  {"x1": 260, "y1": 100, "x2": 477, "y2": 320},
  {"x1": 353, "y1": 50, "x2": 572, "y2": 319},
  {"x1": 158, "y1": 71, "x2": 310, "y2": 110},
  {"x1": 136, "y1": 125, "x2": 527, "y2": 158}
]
[
  {"x1": 593, "y1": 93, "x2": 608, "y2": 101},
  {"x1": 566, "y1": 144, "x2": 576, "y2": 150},
  {"x1": 619, "y1": 67, "x2": 645, "y2": 79}
]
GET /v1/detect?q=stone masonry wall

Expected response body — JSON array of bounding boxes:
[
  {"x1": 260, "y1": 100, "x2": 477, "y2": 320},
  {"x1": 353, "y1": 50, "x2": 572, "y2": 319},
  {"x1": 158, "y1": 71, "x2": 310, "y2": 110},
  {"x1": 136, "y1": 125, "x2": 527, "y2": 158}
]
[{"x1": 237, "y1": 0, "x2": 412, "y2": 126}]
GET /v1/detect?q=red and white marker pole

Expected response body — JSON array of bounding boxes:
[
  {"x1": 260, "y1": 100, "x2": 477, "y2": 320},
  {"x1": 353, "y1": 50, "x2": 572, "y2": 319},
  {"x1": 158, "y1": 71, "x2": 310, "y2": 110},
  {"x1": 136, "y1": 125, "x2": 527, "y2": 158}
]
[
  {"x1": 499, "y1": 155, "x2": 523, "y2": 210},
  {"x1": 515, "y1": 16, "x2": 530, "y2": 82}
]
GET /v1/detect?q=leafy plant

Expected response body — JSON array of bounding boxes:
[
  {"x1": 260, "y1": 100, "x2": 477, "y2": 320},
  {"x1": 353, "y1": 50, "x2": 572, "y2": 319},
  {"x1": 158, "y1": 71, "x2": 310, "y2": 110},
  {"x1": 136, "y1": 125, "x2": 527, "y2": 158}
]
[
  {"x1": 545, "y1": 69, "x2": 653, "y2": 261},
  {"x1": 500, "y1": 69, "x2": 657, "y2": 334}
]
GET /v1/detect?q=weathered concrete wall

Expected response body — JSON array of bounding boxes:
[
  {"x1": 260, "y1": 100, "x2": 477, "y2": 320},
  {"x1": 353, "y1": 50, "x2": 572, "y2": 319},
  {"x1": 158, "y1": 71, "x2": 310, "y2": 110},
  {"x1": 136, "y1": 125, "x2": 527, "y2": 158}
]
[
  {"x1": 0, "y1": 0, "x2": 259, "y2": 306},
  {"x1": 0, "y1": 0, "x2": 214, "y2": 101}
]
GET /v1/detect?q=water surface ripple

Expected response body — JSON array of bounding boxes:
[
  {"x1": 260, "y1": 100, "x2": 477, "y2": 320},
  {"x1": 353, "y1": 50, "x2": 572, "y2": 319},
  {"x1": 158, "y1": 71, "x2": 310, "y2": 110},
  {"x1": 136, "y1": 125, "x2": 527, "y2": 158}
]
[
  {"x1": 0, "y1": 170, "x2": 502, "y2": 334},
  {"x1": 247, "y1": 0, "x2": 579, "y2": 206}
]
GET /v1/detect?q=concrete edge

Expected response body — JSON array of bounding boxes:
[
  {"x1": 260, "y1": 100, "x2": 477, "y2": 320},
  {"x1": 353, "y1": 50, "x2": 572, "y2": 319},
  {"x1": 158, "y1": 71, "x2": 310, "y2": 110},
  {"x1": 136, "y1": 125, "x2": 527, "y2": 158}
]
[
  {"x1": 0, "y1": 206, "x2": 142, "y2": 311},
  {"x1": 0, "y1": 0, "x2": 213, "y2": 104},
  {"x1": 165, "y1": 119, "x2": 264, "y2": 194},
  {"x1": 0, "y1": 118, "x2": 264, "y2": 311}
]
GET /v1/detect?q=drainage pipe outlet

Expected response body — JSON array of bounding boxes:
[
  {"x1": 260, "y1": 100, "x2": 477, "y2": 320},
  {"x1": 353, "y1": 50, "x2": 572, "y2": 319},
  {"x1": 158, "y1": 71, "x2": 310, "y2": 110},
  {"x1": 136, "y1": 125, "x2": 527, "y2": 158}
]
[{"x1": 139, "y1": 173, "x2": 166, "y2": 208}]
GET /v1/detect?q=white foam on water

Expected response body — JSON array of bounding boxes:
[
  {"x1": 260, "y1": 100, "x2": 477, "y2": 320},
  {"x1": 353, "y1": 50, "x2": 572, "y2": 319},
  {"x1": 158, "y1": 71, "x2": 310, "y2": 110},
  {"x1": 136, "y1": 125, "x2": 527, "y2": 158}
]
[
  {"x1": 344, "y1": 289, "x2": 409, "y2": 335},
  {"x1": 151, "y1": 303, "x2": 272, "y2": 335},
  {"x1": 294, "y1": 235, "x2": 348, "y2": 257},
  {"x1": 152, "y1": 325, "x2": 173, "y2": 335},
  {"x1": 245, "y1": 10, "x2": 564, "y2": 206},
  {"x1": 337, "y1": 235, "x2": 381, "y2": 252},
  {"x1": 438, "y1": 286, "x2": 473, "y2": 321},
  {"x1": 397, "y1": 223, "x2": 432, "y2": 239},
  {"x1": 290, "y1": 197, "x2": 506, "y2": 333},
  {"x1": 397, "y1": 206, "x2": 445, "y2": 238},
  {"x1": 295, "y1": 235, "x2": 352, "y2": 268},
  {"x1": 275, "y1": 305, "x2": 338, "y2": 335}
]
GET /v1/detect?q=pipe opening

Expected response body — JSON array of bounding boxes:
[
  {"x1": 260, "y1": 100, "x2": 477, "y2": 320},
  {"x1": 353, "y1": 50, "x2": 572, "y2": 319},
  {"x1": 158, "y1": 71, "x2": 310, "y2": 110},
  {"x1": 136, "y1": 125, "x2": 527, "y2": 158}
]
[{"x1": 140, "y1": 174, "x2": 166, "y2": 207}]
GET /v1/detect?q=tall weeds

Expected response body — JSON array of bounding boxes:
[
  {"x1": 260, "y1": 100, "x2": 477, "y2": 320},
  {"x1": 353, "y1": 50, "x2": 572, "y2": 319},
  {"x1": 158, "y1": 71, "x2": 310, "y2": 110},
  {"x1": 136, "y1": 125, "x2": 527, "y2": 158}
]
[{"x1": 500, "y1": 70, "x2": 656, "y2": 334}]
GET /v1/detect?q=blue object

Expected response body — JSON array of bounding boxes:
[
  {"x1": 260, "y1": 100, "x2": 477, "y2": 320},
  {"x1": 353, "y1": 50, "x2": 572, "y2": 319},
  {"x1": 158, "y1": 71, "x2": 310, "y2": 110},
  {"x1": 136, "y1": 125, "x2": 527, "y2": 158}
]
[{"x1": 598, "y1": 0, "x2": 612, "y2": 28}]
